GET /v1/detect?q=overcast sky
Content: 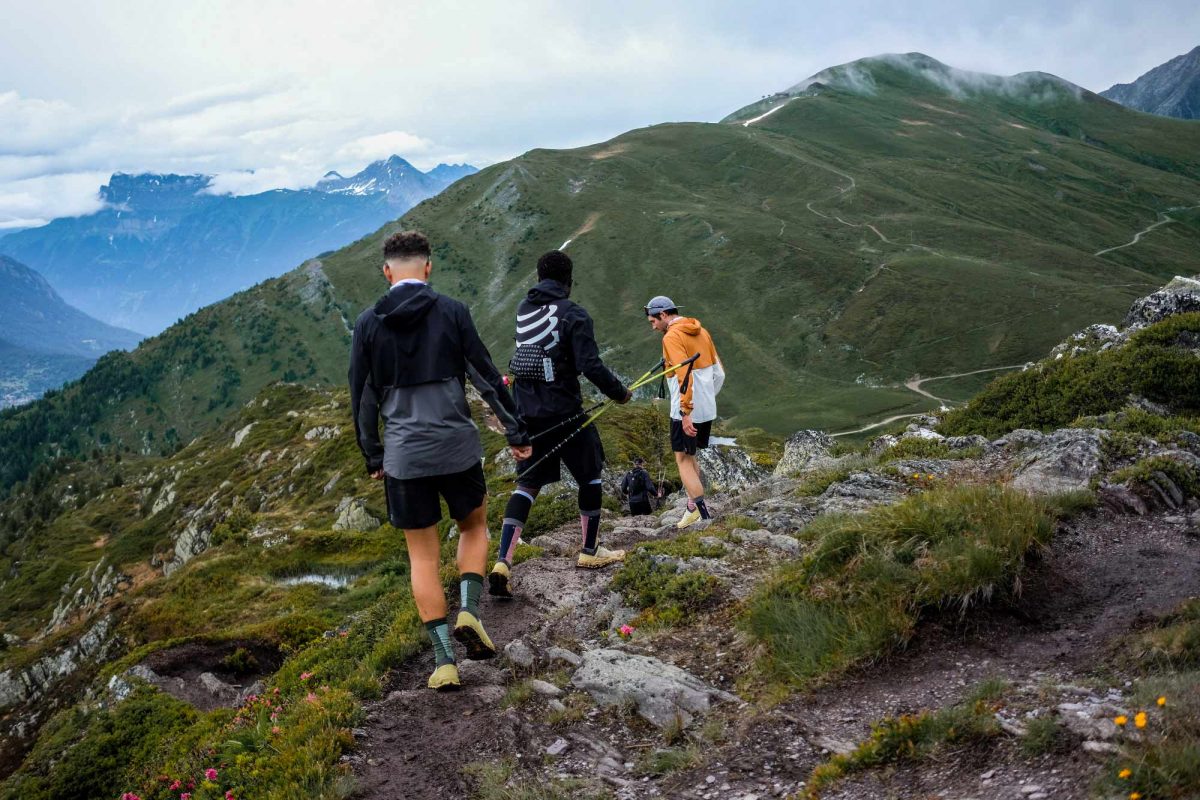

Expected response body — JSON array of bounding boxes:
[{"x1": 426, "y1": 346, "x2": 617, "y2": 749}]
[{"x1": 0, "y1": 0, "x2": 1196, "y2": 228}]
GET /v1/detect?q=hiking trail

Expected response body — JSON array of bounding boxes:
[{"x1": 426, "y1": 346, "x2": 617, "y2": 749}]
[
  {"x1": 1093, "y1": 205, "x2": 1199, "y2": 257},
  {"x1": 346, "y1": 442, "x2": 1200, "y2": 799}
]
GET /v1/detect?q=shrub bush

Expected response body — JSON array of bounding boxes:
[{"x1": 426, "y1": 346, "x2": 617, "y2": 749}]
[{"x1": 940, "y1": 313, "x2": 1200, "y2": 438}]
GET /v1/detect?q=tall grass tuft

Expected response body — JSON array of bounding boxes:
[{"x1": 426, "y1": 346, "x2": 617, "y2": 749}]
[{"x1": 744, "y1": 484, "x2": 1053, "y2": 685}]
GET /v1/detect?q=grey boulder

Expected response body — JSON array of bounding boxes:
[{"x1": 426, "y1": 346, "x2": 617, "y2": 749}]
[{"x1": 570, "y1": 648, "x2": 737, "y2": 728}]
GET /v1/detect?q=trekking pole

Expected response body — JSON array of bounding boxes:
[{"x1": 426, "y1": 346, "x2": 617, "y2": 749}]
[
  {"x1": 512, "y1": 355, "x2": 699, "y2": 481},
  {"x1": 526, "y1": 359, "x2": 665, "y2": 442}
]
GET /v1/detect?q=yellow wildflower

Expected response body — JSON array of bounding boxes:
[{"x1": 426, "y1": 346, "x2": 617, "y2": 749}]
[
  {"x1": 1114, "y1": 715, "x2": 1128, "y2": 726},
  {"x1": 1118, "y1": 768, "x2": 1132, "y2": 779},
  {"x1": 912, "y1": 473, "x2": 919, "y2": 479},
  {"x1": 1130, "y1": 793, "x2": 1141, "y2": 800},
  {"x1": 1157, "y1": 696, "x2": 1166, "y2": 707},
  {"x1": 1134, "y1": 711, "x2": 1147, "y2": 728}
]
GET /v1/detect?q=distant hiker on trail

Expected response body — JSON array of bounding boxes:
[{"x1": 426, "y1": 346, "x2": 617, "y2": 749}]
[
  {"x1": 489, "y1": 250, "x2": 633, "y2": 599},
  {"x1": 645, "y1": 295, "x2": 724, "y2": 529},
  {"x1": 349, "y1": 230, "x2": 531, "y2": 691},
  {"x1": 620, "y1": 456, "x2": 658, "y2": 516}
]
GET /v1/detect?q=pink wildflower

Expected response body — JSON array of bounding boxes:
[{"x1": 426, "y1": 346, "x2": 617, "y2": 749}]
[
  {"x1": 306, "y1": 692, "x2": 318, "y2": 703},
  {"x1": 618, "y1": 624, "x2": 634, "y2": 637},
  {"x1": 169, "y1": 780, "x2": 181, "y2": 791},
  {"x1": 181, "y1": 794, "x2": 192, "y2": 800},
  {"x1": 226, "y1": 793, "x2": 236, "y2": 800},
  {"x1": 300, "y1": 671, "x2": 313, "y2": 680},
  {"x1": 205, "y1": 768, "x2": 218, "y2": 781},
  {"x1": 273, "y1": 687, "x2": 280, "y2": 695},
  {"x1": 271, "y1": 725, "x2": 281, "y2": 734},
  {"x1": 121, "y1": 794, "x2": 142, "y2": 800}
]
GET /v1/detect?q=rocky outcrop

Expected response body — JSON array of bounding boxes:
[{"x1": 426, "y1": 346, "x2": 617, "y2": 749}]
[
  {"x1": 773, "y1": 430, "x2": 836, "y2": 477},
  {"x1": 1050, "y1": 323, "x2": 1121, "y2": 359},
  {"x1": 697, "y1": 443, "x2": 769, "y2": 489},
  {"x1": 1010, "y1": 429, "x2": 1106, "y2": 495},
  {"x1": 1050, "y1": 275, "x2": 1200, "y2": 360},
  {"x1": 743, "y1": 496, "x2": 814, "y2": 534},
  {"x1": 333, "y1": 497, "x2": 381, "y2": 532},
  {"x1": 42, "y1": 559, "x2": 130, "y2": 636},
  {"x1": 570, "y1": 648, "x2": 738, "y2": 728},
  {"x1": 304, "y1": 425, "x2": 341, "y2": 441},
  {"x1": 0, "y1": 616, "x2": 115, "y2": 711},
  {"x1": 232, "y1": 423, "x2": 255, "y2": 448},
  {"x1": 816, "y1": 472, "x2": 907, "y2": 514},
  {"x1": 1122, "y1": 275, "x2": 1200, "y2": 331},
  {"x1": 162, "y1": 519, "x2": 213, "y2": 577}
]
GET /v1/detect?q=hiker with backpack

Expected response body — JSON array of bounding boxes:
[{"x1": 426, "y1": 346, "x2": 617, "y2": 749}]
[
  {"x1": 488, "y1": 250, "x2": 632, "y2": 600},
  {"x1": 620, "y1": 456, "x2": 658, "y2": 516},
  {"x1": 349, "y1": 231, "x2": 531, "y2": 691},
  {"x1": 645, "y1": 295, "x2": 725, "y2": 529}
]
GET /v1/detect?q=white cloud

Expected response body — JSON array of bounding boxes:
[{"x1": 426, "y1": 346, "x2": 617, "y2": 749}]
[
  {"x1": 0, "y1": 171, "x2": 109, "y2": 229},
  {"x1": 334, "y1": 131, "x2": 434, "y2": 168},
  {"x1": 0, "y1": 1, "x2": 1197, "y2": 217}
]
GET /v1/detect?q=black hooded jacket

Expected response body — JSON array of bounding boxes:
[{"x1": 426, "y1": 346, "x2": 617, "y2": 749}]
[
  {"x1": 511, "y1": 279, "x2": 628, "y2": 419},
  {"x1": 349, "y1": 281, "x2": 527, "y2": 478}
]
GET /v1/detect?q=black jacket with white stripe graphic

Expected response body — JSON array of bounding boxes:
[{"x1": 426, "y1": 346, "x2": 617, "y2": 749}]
[{"x1": 511, "y1": 279, "x2": 627, "y2": 419}]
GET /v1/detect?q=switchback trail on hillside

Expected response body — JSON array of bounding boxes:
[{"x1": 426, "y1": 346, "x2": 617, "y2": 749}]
[
  {"x1": 904, "y1": 364, "x2": 1026, "y2": 405},
  {"x1": 1093, "y1": 204, "x2": 1200, "y2": 257},
  {"x1": 831, "y1": 364, "x2": 1025, "y2": 436}
]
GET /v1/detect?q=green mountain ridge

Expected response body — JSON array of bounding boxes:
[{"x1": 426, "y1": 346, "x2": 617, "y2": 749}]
[{"x1": 2, "y1": 52, "x2": 1200, "y2": 493}]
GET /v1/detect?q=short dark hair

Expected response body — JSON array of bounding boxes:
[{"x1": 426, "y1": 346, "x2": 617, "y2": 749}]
[
  {"x1": 383, "y1": 230, "x2": 431, "y2": 262},
  {"x1": 537, "y1": 250, "x2": 573, "y2": 284}
]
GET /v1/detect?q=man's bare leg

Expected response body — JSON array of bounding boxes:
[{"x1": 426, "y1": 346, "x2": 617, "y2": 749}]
[
  {"x1": 673, "y1": 450, "x2": 711, "y2": 525},
  {"x1": 404, "y1": 525, "x2": 458, "y2": 687},
  {"x1": 452, "y1": 499, "x2": 497, "y2": 660}
]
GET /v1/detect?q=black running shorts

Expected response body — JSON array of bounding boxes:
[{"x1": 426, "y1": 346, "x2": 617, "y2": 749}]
[
  {"x1": 384, "y1": 462, "x2": 487, "y2": 530},
  {"x1": 670, "y1": 419, "x2": 713, "y2": 455},
  {"x1": 516, "y1": 414, "x2": 605, "y2": 489}
]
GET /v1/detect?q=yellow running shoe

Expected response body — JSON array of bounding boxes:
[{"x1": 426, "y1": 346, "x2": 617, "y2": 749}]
[
  {"x1": 488, "y1": 561, "x2": 513, "y2": 599},
  {"x1": 453, "y1": 610, "x2": 497, "y2": 660},
  {"x1": 676, "y1": 507, "x2": 702, "y2": 529},
  {"x1": 577, "y1": 546, "x2": 626, "y2": 569},
  {"x1": 427, "y1": 663, "x2": 461, "y2": 691}
]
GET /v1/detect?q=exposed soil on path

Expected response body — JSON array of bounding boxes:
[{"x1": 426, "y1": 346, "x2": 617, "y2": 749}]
[{"x1": 350, "y1": 589, "x2": 545, "y2": 798}]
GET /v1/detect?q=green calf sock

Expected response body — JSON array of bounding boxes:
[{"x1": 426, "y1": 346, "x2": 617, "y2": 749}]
[
  {"x1": 424, "y1": 618, "x2": 455, "y2": 666},
  {"x1": 460, "y1": 573, "x2": 484, "y2": 618}
]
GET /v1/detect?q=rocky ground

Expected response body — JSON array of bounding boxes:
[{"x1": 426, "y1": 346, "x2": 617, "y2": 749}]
[{"x1": 344, "y1": 419, "x2": 1200, "y2": 800}]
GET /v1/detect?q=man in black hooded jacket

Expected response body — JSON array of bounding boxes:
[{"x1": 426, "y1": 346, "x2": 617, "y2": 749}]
[
  {"x1": 349, "y1": 230, "x2": 530, "y2": 691},
  {"x1": 489, "y1": 250, "x2": 631, "y2": 599}
]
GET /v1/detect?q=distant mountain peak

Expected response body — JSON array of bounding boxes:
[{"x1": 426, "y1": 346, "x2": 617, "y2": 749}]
[
  {"x1": 314, "y1": 155, "x2": 477, "y2": 205},
  {"x1": 1100, "y1": 45, "x2": 1200, "y2": 120},
  {"x1": 783, "y1": 52, "x2": 1082, "y2": 100},
  {"x1": 100, "y1": 172, "x2": 214, "y2": 209}
]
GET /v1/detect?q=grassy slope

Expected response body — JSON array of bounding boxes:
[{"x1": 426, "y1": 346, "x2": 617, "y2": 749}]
[
  {"x1": 0, "y1": 383, "x2": 681, "y2": 797},
  {"x1": 3, "y1": 57, "x2": 1200, "y2": 493}
]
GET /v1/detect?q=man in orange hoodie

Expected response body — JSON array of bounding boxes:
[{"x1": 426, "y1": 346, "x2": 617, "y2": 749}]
[{"x1": 645, "y1": 296, "x2": 725, "y2": 528}]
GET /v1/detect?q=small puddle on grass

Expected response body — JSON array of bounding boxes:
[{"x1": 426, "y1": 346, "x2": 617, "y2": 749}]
[{"x1": 276, "y1": 570, "x2": 362, "y2": 589}]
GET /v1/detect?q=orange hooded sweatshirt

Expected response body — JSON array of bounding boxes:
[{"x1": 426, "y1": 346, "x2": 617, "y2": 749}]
[{"x1": 662, "y1": 317, "x2": 724, "y2": 422}]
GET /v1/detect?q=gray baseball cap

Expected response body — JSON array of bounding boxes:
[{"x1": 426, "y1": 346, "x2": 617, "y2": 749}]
[{"x1": 643, "y1": 295, "x2": 681, "y2": 315}]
